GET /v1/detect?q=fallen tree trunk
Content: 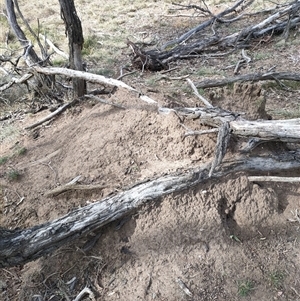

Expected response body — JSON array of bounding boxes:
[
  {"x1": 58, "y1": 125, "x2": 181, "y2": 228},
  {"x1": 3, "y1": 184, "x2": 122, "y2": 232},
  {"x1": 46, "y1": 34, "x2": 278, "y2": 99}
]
[{"x1": 1, "y1": 153, "x2": 300, "y2": 268}]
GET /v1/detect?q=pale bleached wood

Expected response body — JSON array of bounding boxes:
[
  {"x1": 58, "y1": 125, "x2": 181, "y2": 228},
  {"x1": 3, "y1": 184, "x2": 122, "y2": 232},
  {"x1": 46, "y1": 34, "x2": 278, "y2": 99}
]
[
  {"x1": 230, "y1": 119, "x2": 300, "y2": 141},
  {"x1": 170, "y1": 107, "x2": 300, "y2": 143},
  {"x1": 32, "y1": 66, "x2": 158, "y2": 104},
  {"x1": 248, "y1": 176, "x2": 300, "y2": 183},
  {"x1": 33, "y1": 66, "x2": 137, "y2": 92}
]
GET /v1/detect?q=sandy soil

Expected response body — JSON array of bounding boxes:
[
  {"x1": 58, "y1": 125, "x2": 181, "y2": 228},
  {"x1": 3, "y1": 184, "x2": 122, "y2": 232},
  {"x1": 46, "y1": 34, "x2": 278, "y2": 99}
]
[{"x1": 1, "y1": 1, "x2": 300, "y2": 300}]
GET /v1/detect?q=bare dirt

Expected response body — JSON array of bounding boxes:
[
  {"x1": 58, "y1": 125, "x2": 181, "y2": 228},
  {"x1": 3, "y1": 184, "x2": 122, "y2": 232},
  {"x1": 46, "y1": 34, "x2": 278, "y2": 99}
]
[{"x1": 1, "y1": 1, "x2": 300, "y2": 300}]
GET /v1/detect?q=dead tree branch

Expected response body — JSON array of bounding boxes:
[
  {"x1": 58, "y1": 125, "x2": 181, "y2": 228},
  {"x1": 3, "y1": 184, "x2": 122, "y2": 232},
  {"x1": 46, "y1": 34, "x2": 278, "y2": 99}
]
[
  {"x1": 24, "y1": 98, "x2": 78, "y2": 130},
  {"x1": 32, "y1": 66, "x2": 158, "y2": 104},
  {"x1": 0, "y1": 73, "x2": 32, "y2": 92}
]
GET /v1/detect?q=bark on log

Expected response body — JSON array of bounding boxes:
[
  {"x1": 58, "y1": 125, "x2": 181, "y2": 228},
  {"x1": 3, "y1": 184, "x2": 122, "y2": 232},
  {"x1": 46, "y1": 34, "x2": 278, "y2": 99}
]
[
  {"x1": 168, "y1": 107, "x2": 300, "y2": 143},
  {"x1": 1, "y1": 153, "x2": 300, "y2": 268}
]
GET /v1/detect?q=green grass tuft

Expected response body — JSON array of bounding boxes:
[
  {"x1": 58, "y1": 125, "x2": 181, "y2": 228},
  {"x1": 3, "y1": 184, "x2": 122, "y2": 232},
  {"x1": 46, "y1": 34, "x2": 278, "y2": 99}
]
[
  {"x1": 269, "y1": 270, "x2": 285, "y2": 289},
  {"x1": 237, "y1": 280, "x2": 254, "y2": 297},
  {"x1": 7, "y1": 169, "x2": 21, "y2": 181},
  {"x1": 0, "y1": 156, "x2": 9, "y2": 165}
]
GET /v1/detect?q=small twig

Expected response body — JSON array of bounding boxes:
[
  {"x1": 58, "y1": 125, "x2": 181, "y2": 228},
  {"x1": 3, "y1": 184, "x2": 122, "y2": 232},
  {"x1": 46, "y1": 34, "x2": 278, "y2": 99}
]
[
  {"x1": 155, "y1": 74, "x2": 190, "y2": 81},
  {"x1": 66, "y1": 175, "x2": 82, "y2": 185},
  {"x1": 234, "y1": 49, "x2": 251, "y2": 74},
  {"x1": 185, "y1": 128, "x2": 219, "y2": 137},
  {"x1": 0, "y1": 73, "x2": 32, "y2": 92},
  {"x1": 85, "y1": 94, "x2": 126, "y2": 109},
  {"x1": 288, "y1": 209, "x2": 300, "y2": 223},
  {"x1": 186, "y1": 78, "x2": 213, "y2": 108},
  {"x1": 72, "y1": 287, "x2": 96, "y2": 301},
  {"x1": 241, "y1": 49, "x2": 251, "y2": 63},
  {"x1": 40, "y1": 161, "x2": 59, "y2": 185},
  {"x1": 248, "y1": 176, "x2": 300, "y2": 183},
  {"x1": 160, "y1": 66, "x2": 179, "y2": 74},
  {"x1": 45, "y1": 183, "x2": 107, "y2": 197},
  {"x1": 291, "y1": 286, "x2": 300, "y2": 297},
  {"x1": 176, "y1": 278, "x2": 193, "y2": 297},
  {"x1": 117, "y1": 70, "x2": 137, "y2": 80},
  {"x1": 234, "y1": 60, "x2": 243, "y2": 74},
  {"x1": 39, "y1": 34, "x2": 69, "y2": 59}
]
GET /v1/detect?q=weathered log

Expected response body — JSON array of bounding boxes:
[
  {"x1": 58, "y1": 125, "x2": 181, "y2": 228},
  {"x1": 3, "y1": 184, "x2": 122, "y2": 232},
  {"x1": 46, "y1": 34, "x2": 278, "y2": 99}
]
[
  {"x1": 1, "y1": 153, "x2": 300, "y2": 268},
  {"x1": 168, "y1": 107, "x2": 300, "y2": 143},
  {"x1": 230, "y1": 119, "x2": 300, "y2": 142}
]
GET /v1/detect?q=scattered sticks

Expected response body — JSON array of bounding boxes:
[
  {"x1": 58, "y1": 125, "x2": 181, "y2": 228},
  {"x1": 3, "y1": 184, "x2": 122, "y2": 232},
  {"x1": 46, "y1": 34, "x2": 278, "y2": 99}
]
[
  {"x1": 196, "y1": 71, "x2": 300, "y2": 89},
  {"x1": 161, "y1": 0, "x2": 252, "y2": 50},
  {"x1": 129, "y1": 1, "x2": 300, "y2": 70}
]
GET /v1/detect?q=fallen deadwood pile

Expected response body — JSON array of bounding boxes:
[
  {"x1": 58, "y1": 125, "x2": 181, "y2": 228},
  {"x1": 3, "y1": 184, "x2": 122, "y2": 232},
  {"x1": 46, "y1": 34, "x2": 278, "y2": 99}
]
[
  {"x1": 1, "y1": 0, "x2": 300, "y2": 270},
  {"x1": 128, "y1": 0, "x2": 300, "y2": 70},
  {"x1": 1, "y1": 99, "x2": 300, "y2": 267}
]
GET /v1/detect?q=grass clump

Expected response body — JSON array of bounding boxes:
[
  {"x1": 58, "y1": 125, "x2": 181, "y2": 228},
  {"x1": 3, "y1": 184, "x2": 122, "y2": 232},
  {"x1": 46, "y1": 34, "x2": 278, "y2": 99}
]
[
  {"x1": 0, "y1": 156, "x2": 9, "y2": 165},
  {"x1": 268, "y1": 270, "x2": 285, "y2": 289},
  {"x1": 82, "y1": 35, "x2": 98, "y2": 56},
  {"x1": 16, "y1": 147, "x2": 27, "y2": 156},
  {"x1": 7, "y1": 169, "x2": 21, "y2": 181},
  {"x1": 237, "y1": 280, "x2": 254, "y2": 297}
]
